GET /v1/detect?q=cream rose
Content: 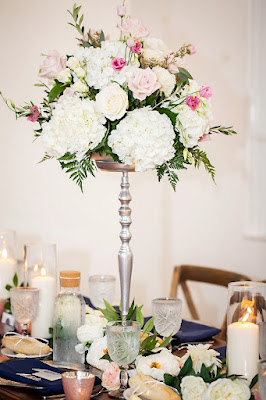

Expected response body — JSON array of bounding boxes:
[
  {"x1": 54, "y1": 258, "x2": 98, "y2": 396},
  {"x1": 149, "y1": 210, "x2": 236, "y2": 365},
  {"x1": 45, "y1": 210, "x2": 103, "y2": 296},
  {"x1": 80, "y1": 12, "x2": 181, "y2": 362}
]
[
  {"x1": 152, "y1": 66, "x2": 176, "y2": 96},
  {"x1": 77, "y1": 323, "x2": 103, "y2": 343},
  {"x1": 74, "y1": 67, "x2": 86, "y2": 79},
  {"x1": 85, "y1": 313, "x2": 107, "y2": 329},
  {"x1": 142, "y1": 37, "x2": 169, "y2": 63},
  {"x1": 205, "y1": 378, "x2": 251, "y2": 400},
  {"x1": 180, "y1": 376, "x2": 207, "y2": 400},
  {"x1": 95, "y1": 82, "x2": 128, "y2": 121},
  {"x1": 72, "y1": 80, "x2": 88, "y2": 93},
  {"x1": 57, "y1": 68, "x2": 72, "y2": 84},
  {"x1": 66, "y1": 57, "x2": 80, "y2": 70}
]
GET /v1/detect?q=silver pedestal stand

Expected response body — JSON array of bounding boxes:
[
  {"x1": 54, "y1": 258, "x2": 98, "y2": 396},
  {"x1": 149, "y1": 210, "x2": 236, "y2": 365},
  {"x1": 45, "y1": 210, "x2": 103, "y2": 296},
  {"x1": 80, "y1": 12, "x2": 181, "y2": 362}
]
[{"x1": 94, "y1": 155, "x2": 135, "y2": 323}]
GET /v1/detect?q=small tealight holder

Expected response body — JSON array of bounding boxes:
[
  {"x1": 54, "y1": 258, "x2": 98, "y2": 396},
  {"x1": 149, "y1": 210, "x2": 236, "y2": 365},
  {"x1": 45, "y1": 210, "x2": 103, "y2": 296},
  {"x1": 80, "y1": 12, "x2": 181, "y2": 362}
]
[
  {"x1": 227, "y1": 281, "x2": 266, "y2": 383},
  {"x1": 62, "y1": 371, "x2": 95, "y2": 400},
  {"x1": 24, "y1": 244, "x2": 57, "y2": 338},
  {"x1": 0, "y1": 229, "x2": 17, "y2": 304}
]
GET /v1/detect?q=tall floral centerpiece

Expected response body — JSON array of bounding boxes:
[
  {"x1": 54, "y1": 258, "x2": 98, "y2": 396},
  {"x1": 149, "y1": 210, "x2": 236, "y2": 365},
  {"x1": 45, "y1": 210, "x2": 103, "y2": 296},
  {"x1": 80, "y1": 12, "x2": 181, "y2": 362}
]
[{"x1": 1, "y1": 2, "x2": 236, "y2": 319}]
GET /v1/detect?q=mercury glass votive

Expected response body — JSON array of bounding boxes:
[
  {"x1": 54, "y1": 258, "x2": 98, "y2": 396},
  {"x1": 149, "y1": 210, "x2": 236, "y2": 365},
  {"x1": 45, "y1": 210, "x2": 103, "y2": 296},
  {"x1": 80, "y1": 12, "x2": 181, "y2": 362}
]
[
  {"x1": 227, "y1": 281, "x2": 266, "y2": 383},
  {"x1": 62, "y1": 371, "x2": 95, "y2": 400}
]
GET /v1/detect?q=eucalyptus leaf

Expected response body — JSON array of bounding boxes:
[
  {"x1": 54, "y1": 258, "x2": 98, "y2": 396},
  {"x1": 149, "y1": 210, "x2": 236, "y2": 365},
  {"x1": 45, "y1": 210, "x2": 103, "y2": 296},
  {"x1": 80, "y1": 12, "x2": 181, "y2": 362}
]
[
  {"x1": 142, "y1": 317, "x2": 154, "y2": 335},
  {"x1": 13, "y1": 273, "x2": 18, "y2": 287}
]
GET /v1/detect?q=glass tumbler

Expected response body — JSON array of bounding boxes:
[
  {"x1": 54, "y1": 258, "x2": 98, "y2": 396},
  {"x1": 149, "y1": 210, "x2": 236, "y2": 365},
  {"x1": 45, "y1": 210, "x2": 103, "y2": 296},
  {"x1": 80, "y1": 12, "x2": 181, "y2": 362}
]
[
  {"x1": 89, "y1": 275, "x2": 115, "y2": 308},
  {"x1": 152, "y1": 298, "x2": 182, "y2": 338},
  {"x1": 10, "y1": 287, "x2": 39, "y2": 336}
]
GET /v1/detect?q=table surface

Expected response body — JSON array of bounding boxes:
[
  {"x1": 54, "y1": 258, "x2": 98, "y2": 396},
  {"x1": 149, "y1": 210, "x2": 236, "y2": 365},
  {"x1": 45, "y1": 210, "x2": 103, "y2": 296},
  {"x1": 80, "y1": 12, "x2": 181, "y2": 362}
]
[{"x1": 0, "y1": 323, "x2": 226, "y2": 400}]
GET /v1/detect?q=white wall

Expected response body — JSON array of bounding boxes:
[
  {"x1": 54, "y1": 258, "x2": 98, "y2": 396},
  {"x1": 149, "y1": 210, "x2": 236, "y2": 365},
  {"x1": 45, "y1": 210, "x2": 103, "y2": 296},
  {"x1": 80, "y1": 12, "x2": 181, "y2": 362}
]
[{"x1": 0, "y1": 0, "x2": 265, "y2": 326}]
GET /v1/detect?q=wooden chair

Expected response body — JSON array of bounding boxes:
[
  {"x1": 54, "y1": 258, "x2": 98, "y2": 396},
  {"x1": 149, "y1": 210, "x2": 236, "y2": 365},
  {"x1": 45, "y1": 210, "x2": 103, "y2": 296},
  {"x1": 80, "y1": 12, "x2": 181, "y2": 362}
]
[{"x1": 170, "y1": 265, "x2": 250, "y2": 340}]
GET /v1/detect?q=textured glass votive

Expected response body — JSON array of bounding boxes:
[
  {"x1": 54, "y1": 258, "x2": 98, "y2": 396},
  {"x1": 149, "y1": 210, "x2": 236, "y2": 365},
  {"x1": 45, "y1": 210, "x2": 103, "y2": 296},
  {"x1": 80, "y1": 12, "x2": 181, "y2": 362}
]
[
  {"x1": 227, "y1": 281, "x2": 266, "y2": 383},
  {"x1": 89, "y1": 274, "x2": 115, "y2": 308},
  {"x1": 62, "y1": 371, "x2": 95, "y2": 400}
]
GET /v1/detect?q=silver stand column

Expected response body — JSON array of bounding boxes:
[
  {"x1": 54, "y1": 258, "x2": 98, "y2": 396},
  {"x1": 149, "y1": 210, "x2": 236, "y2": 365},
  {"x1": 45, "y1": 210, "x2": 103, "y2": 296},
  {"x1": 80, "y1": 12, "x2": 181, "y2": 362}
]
[{"x1": 118, "y1": 172, "x2": 132, "y2": 322}]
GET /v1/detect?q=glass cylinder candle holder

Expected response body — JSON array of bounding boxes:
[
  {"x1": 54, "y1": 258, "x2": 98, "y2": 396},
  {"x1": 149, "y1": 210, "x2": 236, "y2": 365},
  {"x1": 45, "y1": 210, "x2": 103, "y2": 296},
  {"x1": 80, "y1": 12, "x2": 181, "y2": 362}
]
[
  {"x1": 0, "y1": 229, "x2": 17, "y2": 301},
  {"x1": 227, "y1": 281, "x2": 266, "y2": 383},
  {"x1": 24, "y1": 244, "x2": 57, "y2": 338}
]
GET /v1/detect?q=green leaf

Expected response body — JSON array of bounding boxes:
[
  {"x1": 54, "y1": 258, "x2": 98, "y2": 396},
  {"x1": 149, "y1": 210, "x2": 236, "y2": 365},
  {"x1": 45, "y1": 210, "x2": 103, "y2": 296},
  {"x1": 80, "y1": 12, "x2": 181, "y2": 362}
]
[
  {"x1": 199, "y1": 364, "x2": 211, "y2": 382},
  {"x1": 136, "y1": 305, "x2": 144, "y2": 328},
  {"x1": 142, "y1": 317, "x2": 154, "y2": 335},
  {"x1": 103, "y1": 299, "x2": 117, "y2": 314},
  {"x1": 179, "y1": 356, "x2": 193, "y2": 376},
  {"x1": 178, "y1": 67, "x2": 193, "y2": 80},
  {"x1": 249, "y1": 374, "x2": 258, "y2": 389},
  {"x1": 157, "y1": 108, "x2": 177, "y2": 126},
  {"x1": 101, "y1": 353, "x2": 112, "y2": 361},
  {"x1": 126, "y1": 300, "x2": 135, "y2": 320},
  {"x1": 5, "y1": 284, "x2": 12, "y2": 291},
  {"x1": 164, "y1": 374, "x2": 180, "y2": 390},
  {"x1": 48, "y1": 82, "x2": 69, "y2": 103},
  {"x1": 49, "y1": 327, "x2": 53, "y2": 335},
  {"x1": 141, "y1": 333, "x2": 158, "y2": 351},
  {"x1": 73, "y1": 5, "x2": 82, "y2": 21},
  {"x1": 98, "y1": 308, "x2": 120, "y2": 322},
  {"x1": 159, "y1": 334, "x2": 172, "y2": 348},
  {"x1": 13, "y1": 273, "x2": 18, "y2": 287}
]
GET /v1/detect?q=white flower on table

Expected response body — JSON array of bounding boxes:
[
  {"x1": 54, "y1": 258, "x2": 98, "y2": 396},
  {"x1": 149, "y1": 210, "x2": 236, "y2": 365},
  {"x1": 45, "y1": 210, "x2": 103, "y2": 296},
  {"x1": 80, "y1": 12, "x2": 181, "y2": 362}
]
[
  {"x1": 135, "y1": 348, "x2": 181, "y2": 381},
  {"x1": 85, "y1": 306, "x2": 107, "y2": 328},
  {"x1": 181, "y1": 344, "x2": 222, "y2": 375},
  {"x1": 180, "y1": 376, "x2": 207, "y2": 400},
  {"x1": 205, "y1": 378, "x2": 251, "y2": 400},
  {"x1": 86, "y1": 336, "x2": 110, "y2": 371}
]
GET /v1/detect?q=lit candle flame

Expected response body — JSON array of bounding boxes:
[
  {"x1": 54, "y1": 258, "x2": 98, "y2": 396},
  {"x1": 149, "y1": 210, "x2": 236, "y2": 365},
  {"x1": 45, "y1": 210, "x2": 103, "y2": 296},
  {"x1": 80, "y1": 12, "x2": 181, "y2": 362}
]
[
  {"x1": 41, "y1": 267, "x2": 46, "y2": 276},
  {"x1": 240, "y1": 298, "x2": 255, "y2": 323},
  {"x1": 34, "y1": 264, "x2": 38, "y2": 272}
]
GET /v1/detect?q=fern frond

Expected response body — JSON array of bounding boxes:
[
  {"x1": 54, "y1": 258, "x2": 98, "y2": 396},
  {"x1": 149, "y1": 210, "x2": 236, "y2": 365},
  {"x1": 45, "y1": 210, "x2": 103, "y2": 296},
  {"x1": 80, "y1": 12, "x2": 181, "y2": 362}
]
[{"x1": 190, "y1": 148, "x2": 215, "y2": 182}]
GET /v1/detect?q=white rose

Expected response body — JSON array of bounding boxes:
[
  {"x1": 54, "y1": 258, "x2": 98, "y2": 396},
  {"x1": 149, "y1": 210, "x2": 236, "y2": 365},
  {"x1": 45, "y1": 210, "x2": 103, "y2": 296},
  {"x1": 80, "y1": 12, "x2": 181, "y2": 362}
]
[
  {"x1": 57, "y1": 68, "x2": 72, "y2": 84},
  {"x1": 205, "y1": 378, "x2": 250, "y2": 400},
  {"x1": 180, "y1": 376, "x2": 207, "y2": 400},
  {"x1": 135, "y1": 348, "x2": 181, "y2": 381},
  {"x1": 153, "y1": 66, "x2": 176, "y2": 97},
  {"x1": 96, "y1": 82, "x2": 128, "y2": 121},
  {"x1": 77, "y1": 324, "x2": 103, "y2": 343},
  {"x1": 67, "y1": 56, "x2": 80, "y2": 70},
  {"x1": 74, "y1": 67, "x2": 86, "y2": 79},
  {"x1": 86, "y1": 336, "x2": 110, "y2": 371},
  {"x1": 85, "y1": 313, "x2": 107, "y2": 329},
  {"x1": 72, "y1": 80, "x2": 88, "y2": 93}
]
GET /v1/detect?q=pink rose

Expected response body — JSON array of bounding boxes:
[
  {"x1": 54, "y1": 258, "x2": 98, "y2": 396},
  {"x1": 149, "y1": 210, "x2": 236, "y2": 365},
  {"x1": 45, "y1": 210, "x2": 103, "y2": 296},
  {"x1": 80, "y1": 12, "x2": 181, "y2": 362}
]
[
  {"x1": 39, "y1": 50, "x2": 67, "y2": 80},
  {"x1": 27, "y1": 105, "x2": 40, "y2": 122},
  {"x1": 102, "y1": 363, "x2": 120, "y2": 391},
  {"x1": 131, "y1": 41, "x2": 142, "y2": 54},
  {"x1": 118, "y1": 18, "x2": 149, "y2": 39},
  {"x1": 187, "y1": 45, "x2": 197, "y2": 55},
  {"x1": 186, "y1": 95, "x2": 200, "y2": 111},
  {"x1": 111, "y1": 58, "x2": 126, "y2": 71},
  {"x1": 128, "y1": 67, "x2": 160, "y2": 101},
  {"x1": 199, "y1": 85, "x2": 212, "y2": 99},
  {"x1": 117, "y1": 5, "x2": 126, "y2": 17}
]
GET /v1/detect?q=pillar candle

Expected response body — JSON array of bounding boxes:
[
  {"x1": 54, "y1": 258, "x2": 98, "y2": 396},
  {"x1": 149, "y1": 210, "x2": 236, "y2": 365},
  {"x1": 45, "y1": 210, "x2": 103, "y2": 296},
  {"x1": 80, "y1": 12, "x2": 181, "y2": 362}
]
[
  {"x1": 31, "y1": 273, "x2": 56, "y2": 338},
  {"x1": 227, "y1": 321, "x2": 259, "y2": 383},
  {"x1": 0, "y1": 258, "x2": 17, "y2": 299}
]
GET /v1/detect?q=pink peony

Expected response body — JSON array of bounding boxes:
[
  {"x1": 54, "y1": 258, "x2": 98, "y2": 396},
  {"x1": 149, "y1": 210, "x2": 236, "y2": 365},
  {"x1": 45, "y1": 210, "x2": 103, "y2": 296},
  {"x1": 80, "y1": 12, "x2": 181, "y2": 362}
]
[
  {"x1": 111, "y1": 58, "x2": 126, "y2": 71},
  {"x1": 186, "y1": 95, "x2": 200, "y2": 111},
  {"x1": 117, "y1": 5, "x2": 126, "y2": 17},
  {"x1": 118, "y1": 18, "x2": 149, "y2": 39},
  {"x1": 102, "y1": 363, "x2": 120, "y2": 391},
  {"x1": 39, "y1": 50, "x2": 67, "y2": 80},
  {"x1": 199, "y1": 85, "x2": 212, "y2": 99},
  {"x1": 128, "y1": 67, "x2": 160, "y2": 101},
  {"x1": 27, "y1": 105, "x2": 40, "y2": 122},
  {"x1": 187, "y1": 45, "x2": 197, "y2": 55},
  {"x1": 131, "y1": 41, "x2": 142, "y2": 54}
]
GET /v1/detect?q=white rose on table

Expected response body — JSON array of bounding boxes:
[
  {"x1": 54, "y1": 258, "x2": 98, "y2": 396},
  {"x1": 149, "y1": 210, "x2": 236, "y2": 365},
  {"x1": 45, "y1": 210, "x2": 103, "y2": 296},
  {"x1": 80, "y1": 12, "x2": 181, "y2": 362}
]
[
  {"x1": 135, "y1": 348, "x2": 181, "y2": 381},
  {"x1": 77, "y1": 323, "x2": 104, "y2": 343},
  {"x1": 66, "y1": 57, "x2": 80, "y2": 70},
  {"x1": 95, "y1": 82, "x2": 128, "y2": 121},
  {"x1": 152, "y1": 66, "x2": 176, "y2": 97},
  {"x1": 205, "y1": 378, "x2": 251, "y2": 400},
  {"x1": 86, "y1": 336, "x2": 110, "y2": 371},
  {"x1": 57, "y1": 68, "x2": 72, "y2": 84},
  {"x1": 180, "y1": 376, "x2": 207, "y2": 400}
]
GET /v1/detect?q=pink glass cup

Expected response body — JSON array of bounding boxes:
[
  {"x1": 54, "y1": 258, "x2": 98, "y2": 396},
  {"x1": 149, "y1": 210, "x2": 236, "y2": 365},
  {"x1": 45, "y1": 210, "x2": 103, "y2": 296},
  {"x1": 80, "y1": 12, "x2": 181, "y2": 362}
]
[{"x1": 62, "y1": 371, "x2": 95, "y2": 400}]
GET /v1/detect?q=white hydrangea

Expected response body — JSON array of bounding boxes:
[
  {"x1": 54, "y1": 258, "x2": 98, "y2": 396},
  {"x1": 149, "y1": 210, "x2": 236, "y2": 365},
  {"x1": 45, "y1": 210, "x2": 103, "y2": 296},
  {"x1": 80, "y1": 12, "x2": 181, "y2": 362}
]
[
  {"x1": 173, "y1": 79, "x2": 213, "y2": 148},
  {"x1": 75, "y1": 40, "x2": 135, "y2": 90},
  {"x1": 108, "y1": 107, "x2": 175, "y2": 171},
  {"x1": 42, "y1": 96, "x2": 106, "y2": 158}
]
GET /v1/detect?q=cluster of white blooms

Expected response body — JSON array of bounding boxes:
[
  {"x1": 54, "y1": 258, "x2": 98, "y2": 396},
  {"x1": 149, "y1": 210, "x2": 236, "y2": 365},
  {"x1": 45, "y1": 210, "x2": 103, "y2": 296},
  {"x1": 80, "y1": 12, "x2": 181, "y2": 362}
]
[
  {"x1": 174, "y1": 79, "x2": 213, "y2": 148},
  {"x1": 180, "y1": 376, "x2": 250, "y2": 400},
  {"x1": 181, "y1": 344, "x2": 222, "y2": 375},
  {"x1": 42, "y1": 96, "x2": 106, "y2": 158},
  {"x1": 75, "y1": 40, "x2": 135, "y2": 90},
  {"x1": 108, "y1": 107, "x2": 175, "y2": 171}
]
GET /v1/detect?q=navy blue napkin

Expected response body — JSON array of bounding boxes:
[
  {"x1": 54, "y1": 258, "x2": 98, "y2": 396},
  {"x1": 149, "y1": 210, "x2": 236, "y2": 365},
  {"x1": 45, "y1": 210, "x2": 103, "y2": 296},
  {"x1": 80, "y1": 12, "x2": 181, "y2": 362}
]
[
  {"x1": 0, "y1": 359, "x2": 100, "y2": 396},
  {"x1": 216, "y1": 346, "x2": 226, "y2": 360}
]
